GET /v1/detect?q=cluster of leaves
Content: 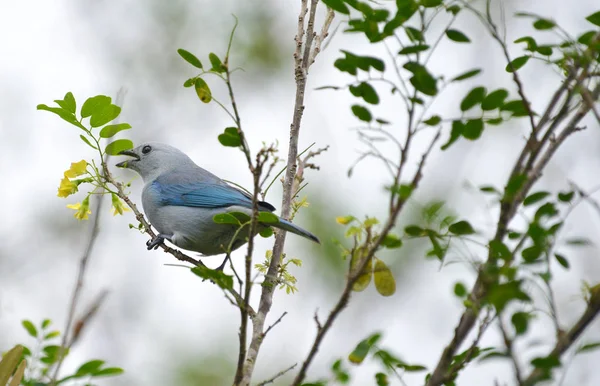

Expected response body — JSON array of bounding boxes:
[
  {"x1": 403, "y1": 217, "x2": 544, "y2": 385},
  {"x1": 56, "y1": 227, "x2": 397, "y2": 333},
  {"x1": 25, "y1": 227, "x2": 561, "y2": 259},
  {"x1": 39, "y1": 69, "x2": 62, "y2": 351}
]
[
  {"x1": 38, "y1": 93, "x2": 133, "y2": 220},
  {"x1": 255, "y1": 250, "x2": 303, "y2": 294},
  {"x1": 0, "y1": 319, "x2": 123, "y2": 385},
  {"x1": 302, "y1": 332, "x2": 426, "y2": 386}
]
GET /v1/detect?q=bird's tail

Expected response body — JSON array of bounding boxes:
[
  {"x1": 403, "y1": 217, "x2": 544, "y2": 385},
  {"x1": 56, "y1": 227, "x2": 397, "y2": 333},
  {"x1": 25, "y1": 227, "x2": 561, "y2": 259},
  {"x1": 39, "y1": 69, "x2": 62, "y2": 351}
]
[{"x1": 272, "y1": 218, "x2": 320, "y2": 244}]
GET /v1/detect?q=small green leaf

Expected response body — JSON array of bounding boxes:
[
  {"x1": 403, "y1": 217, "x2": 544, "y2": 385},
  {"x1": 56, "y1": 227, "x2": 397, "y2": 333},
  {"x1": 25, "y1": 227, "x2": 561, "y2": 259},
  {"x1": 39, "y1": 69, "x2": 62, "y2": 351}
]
[
  {"x1": 194, "y1": 78, "x2": 212, "y2": 103},
  {"x1": 92, "y1": 367, "x2": 125, "y2": 377},
  {"x1": 191, "y1": 266, "x2": 234, "y2": 290},
  {"x1": 259, "y1": 227, "x2": 274, "y2": 238},
  {"x1": 44, "y1": 331, "x2": 60, "y2": 339},
  {"x1": 404, "y1": 27, "x2": 424, "y2": 42},
  {"x1": 404, "y1": 62, "x2": 437, "y2": 96},
  {"x1": 566, "y1": 238, "x2": 593, "y2": 246},
  {"x1": 348, "y1": 333, "x2": 381, "y2": 364},
  {"x1": 523, "y1": 191, "x2": 550, "y2": 206},
  {"x1": 448, "y1": 220, "x2": 475, "y2": 235},
  {"x1": 76, "y1": 360, "x2": 105, "y2": 376},
  {"x1": 177, "y1": 48, "x2": 203, "y2": 68},
  {"x1": 79, "y1": 134, "x2": 98, "y2": 149},
  {"x1": 505, "y1": 56, "x2": 530, "y2": 72},
  {"x1": 81, "y1": 95, "x2": 111, "y2": 118},
  {"x1": 533, "y1": 18, "x2": 555, "y2": 30},
  {"x1": 558, "y1": 191, "x2": 575, "y2": 202},
  {"x1": 460, "y1": 87, "x2": 486, "y2": 111},
  {"x1": 213, "y1": 213, "x2": 241, "y2": 225},
  {"x1": 90, "y1": 104, "x2": 121, "y2": 127},
  {"x1": 446, "y1": 29, "x2": 470, "y2": 43},
  {"x1": 183, "y1": 78, "x2": 195, "y2": 87},
  {"x1": 501, "y1": 100, "x2": 529, "y2": 117},
  {"x1": 451, "y1": 68, "x2": 481, "y2": 81},
  {"x1": 349, "y1": 82, "x2": 380, "y2": 104},
  {"x1": 554, "y1": 253, "x2": 569, "y2": 269},
  {"x1": 218, "y1": 127, "x2": 242, "y2": 147},
  {"x1": 398, "y1": 44, "x2": 430, "y2": 55},
  {"x1": 577, "y1": 342, "x2": 600, "y2": 354},
  {"x1": 481, "y1": 89, "x2": 509, "y2": 111},
  {"x1": 258, "y1": 212, "x2": 279, "y2": 223},
  {"x1": 511, "y1": 312, "x2": 529, "y2": 335},
  {"x1": 37, "y1": 104, "x2": 83, "y2": 128},
  {"x1": 441, "y1": 120, "x2": 464, "y2": 150},
  {"x1": 351, "y1": 105, "x2": 372, "y2": 122},
  {"x1": 55, "y1": 92, "x2": 76, "y2": 114},
  {"x1": 454, "y1": 282, "x2": 467, "y2": 297},
  {"x1": 514, "y1": 36, "x2": 538, "y2": 51},
  {"x1": 421, "y1": 0, "x2": 443, "y2": 7},
  {"x1": 22, "y1": 320, "x2": 37, "y2": 337},
  {"x1": 585, "y1": 11, "x2": 600, "y2": 27},
  {"x1": 105, "y1": 139, "x2": 134, "y2": 155},
  {"x1": 463, "y1": 119, "x2": 484, "y2": 140},
  {"x1": 99, "y1": 123, "x2": 132, "y2": 138},
  {"x1": 42, "y1": 319, "x2": 52, "y2": 329},
  {"x1": 351, "y1": 254, "x2": 372, "y2": 292},
  {"x1": 209, "y1": 53, "x2": 224, "y2": 72},
  {"x1": 322, "y1": 0, "x2": 350, "y2": 14},
  {"x1": 404, "y1": 225, "x2": 424, "y2": 236},
  {"x1": 373, "y1": 258, "x2": 396, "y2": 296},
  {"x1": 531, "y1": 355, "x2": 560, "y2": 370},
  {"x1": 381, "y1": 234, "x2": 403, "y2": 249},
  {"x1": 423, "y1": 115, "x2": 441, "y2": 126}
]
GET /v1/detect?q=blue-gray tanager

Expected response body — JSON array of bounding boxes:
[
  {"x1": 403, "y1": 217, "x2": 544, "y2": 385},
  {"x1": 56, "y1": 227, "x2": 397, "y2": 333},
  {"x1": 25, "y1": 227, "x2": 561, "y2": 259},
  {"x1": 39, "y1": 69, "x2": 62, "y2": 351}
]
[{"x1": 116, "y1": 142, "x2": 319, "y2": 268}]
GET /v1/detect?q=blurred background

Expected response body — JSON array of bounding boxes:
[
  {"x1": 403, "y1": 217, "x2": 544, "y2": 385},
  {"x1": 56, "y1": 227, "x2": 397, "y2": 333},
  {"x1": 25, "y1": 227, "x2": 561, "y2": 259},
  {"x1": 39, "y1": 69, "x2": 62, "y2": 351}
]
[{"x1": 1, "y1": 0, "x2": 600, "y2": 385}]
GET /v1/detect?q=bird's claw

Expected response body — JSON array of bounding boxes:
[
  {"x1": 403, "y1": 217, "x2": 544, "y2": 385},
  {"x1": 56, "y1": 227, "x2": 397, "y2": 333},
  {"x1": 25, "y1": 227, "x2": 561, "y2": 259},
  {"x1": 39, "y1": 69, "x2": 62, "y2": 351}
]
[{"x1": 146, "y1": 235, "x2": 165, "y2": 250}]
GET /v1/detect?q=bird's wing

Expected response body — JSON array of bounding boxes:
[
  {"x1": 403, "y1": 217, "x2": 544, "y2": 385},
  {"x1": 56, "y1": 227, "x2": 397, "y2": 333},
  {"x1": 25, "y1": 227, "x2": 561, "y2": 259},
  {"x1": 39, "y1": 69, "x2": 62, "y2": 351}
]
[{"x1": 153, "y1": 179, "x2": 275, "y2": 211}]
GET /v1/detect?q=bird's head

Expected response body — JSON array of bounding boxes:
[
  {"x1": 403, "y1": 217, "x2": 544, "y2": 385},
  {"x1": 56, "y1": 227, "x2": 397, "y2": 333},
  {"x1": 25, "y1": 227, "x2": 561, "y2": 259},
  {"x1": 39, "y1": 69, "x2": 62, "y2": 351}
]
[{"x1": 116, "y1": 142, "x2": 194, "y2": 181}]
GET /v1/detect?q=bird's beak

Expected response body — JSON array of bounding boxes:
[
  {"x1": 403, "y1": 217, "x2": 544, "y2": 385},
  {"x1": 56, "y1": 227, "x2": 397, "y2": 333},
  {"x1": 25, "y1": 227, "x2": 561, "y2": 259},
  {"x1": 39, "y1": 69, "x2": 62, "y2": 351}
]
[{"x1": 115, "y1": 150, "x2": 140, "y2": 168}]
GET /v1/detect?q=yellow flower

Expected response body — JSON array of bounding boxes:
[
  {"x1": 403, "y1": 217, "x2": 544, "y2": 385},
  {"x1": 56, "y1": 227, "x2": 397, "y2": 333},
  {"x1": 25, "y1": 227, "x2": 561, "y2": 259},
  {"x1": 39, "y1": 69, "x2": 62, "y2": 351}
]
[
  {"x1": 111, "y1": 194, "x2": 130, "y2": 216},
  {"x1": 67, "y1": 197, "x2": 91, "y2": 220},
  {"x1": 58, "y1": 176, "x2": 78, "y2": 198},
  {"x1": 64, "y1": 160, "x2": 88, "y2": 178}
]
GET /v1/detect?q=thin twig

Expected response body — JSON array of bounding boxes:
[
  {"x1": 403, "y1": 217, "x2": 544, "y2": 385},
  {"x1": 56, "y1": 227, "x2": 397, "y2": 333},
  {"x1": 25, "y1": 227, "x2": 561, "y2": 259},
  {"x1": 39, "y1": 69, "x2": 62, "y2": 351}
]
[{"x1": 256, "y1": 363, "x2": 298, "y2": 386}]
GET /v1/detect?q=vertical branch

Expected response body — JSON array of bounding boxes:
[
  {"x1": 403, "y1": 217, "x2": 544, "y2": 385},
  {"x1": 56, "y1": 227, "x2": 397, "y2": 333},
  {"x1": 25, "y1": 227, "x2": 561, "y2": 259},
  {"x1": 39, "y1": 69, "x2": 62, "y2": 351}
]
[{"x1": 239, "y1": 1, "x2": 333, "y2": 384}]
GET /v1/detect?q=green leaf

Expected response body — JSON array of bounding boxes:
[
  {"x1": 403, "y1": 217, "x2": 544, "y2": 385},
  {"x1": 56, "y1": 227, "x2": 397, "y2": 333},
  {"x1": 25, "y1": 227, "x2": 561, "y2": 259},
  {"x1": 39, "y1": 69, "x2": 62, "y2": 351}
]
[
  {"x1": 259, "y1": 227, "x2": 274, "y2": 238},
  {"x1": 421, "y1": 0, "x2": 443, "y2": 7},
  {"x1": 404, "y1": 225, "x2": 424, "y2": 236},
  {"x1": 81, "y1": 95, "x2": 111, "y2": 118},
  {"x1": 348, "y1": 333, "x2": 381, "y2": 364},
  {"x1": 105, "y1": 139, "x2": 134, "y2": 155},
  {"x1": 183, "y1": 78, "x2": 195, "y2": 87},
  {"x1": 505, "y1": 56, "x2": 530, "y2": 72},
  {"x1": 501, "y1": 100, "x2": 529, "y2": 117},
  {"x1": 404, "y1": 26, "x2": 424, "y2": 42},
  {"x1": 213, "y1": 213, "x2": 241, "y2": 225},
  {"x1": 535, "y1": 202, "x2": 558, "y2": 220},
  {"x1": 511, "y1": 312, "x2": 529, "y2": 335},
  {"x1": 486, "y1": 280, "x2": 531, "y2": 312},
  {"x1": 322, "y1": 0, "x2": 350, "y2": 14},
  {"x1": 481, "y1": 89, "x2": 509, "y2": 111},
  {"x1": 90, "y1": 104, "x2": 121, "y2": 127},
  {"x1": 451, "y1": 68, "x2": 481, "y2": 81},
  {"x1": 381, "y1": 234, "x2": 403, "y2": 248},
  {"x1": 577, "y1": 342, "x2": 600, "y2": 354},
  {"x1": 533, "y1": 18, "x2": 555, "y2": 30},
  {"x1": 554, "y1": 253, "x2": 569, "y2": 269},
  {"x1": 208, "y1": 53, "x2": 224, "y2": 72},
  {"x1": 22, "y1": 320, "x2": 37, "y2": 337},
  {"x1": 99, "y1": 123, "x2": 132, "y2": 138},
  {"x1": 79, "y1": 134, "x2": 97, "y2": 149},
  {"x1": 375, "y1": 372, "x2": 388, "y2": 386},
  {"x1": 42, "y1": 319, "x2": 52, "y2": 329},
  {"x1": 454, "y1": 282, "x2": 467, "y2": 297},
  {"x1": 398, "y1": 44, "x2": 430, "y2": 55},
  {"x1": 531, "y1": 355, "x2": 560, "y2": 370},
  {"x1": 423, "y1": 115, "x2": 441, "y2": 126},
  {"x1": 76, "y1": 360, "x2": 105, "y2": 376},
  {"x1": 177, "y1": 48, "x2": 203, "y2": 69},
  {"x1": 535, "y1": 45, "x2": 553, "y2": 56},
  {"x1": 92, "y1": 367, "x2": 125, "y2": 377},
  {"x1": 448, "y1": 220, "x2": 475, "y2": 235},
  {"x1": 258, "y1": 212, "x2": 279, "y2": 223},
  {"x1": 191, "y1": 266, "x2": 234, "y2": 290},
  {"x1": 218, "y1": 127, "x2": 242, "y2": 147},
  {"x1": 55, "y1": 92, "x2": 76, "y2": 114},
  {"x1": 373, "y1": 258, "x2": 396, "y2": 296},
  {"x1": 566, "y1": 237, "x2": 593, "y2": 246},
  {"x1": 557, "y1": 191, "x2": 574, "y2": 202},
  {"x1": 489, "y1": 240, "x2": 512, "y2": 261},
  {"x1": 44, "y1": 330, "x2": 60, "y2": 339},
  {"x1": 460, "y1": 87, "x2": 486, "y2": 111},
  {"x1": 404, "y1": 62, "x2": 437, "y2": 96},
  {"x1": 351, "y1": 254, "x2": 372, "y2": 292},
  {"x1": 463, "y1": 119, "x2": 484, "y2": 140},
  {"x1": 586, "y1": 11, "x2": 600, "y2": 27},
  {"x1": 441, "y1": 120, "x2": 464, "y2": 150},
  {"x1": 37, "y1": 104, "x2": 83, "y2": 128},
  {"x1": 194, "y1": 78, "x2": 212, "y2": 103},
  {"x1": 351, "y1": 105, "x2": 372, "y2": 122},
  {"x1": 480, "y1": 185, "x2": 500, "y2": 194},
  {"x1": 349, "y1": 82, "x2": 380, "y2": 104},
  {"x1": 523, "y1": 191, "x2": 550, "y2": 206},
  {"x1": 446, "y1": 29, "x2": 470, "y2": 43}
]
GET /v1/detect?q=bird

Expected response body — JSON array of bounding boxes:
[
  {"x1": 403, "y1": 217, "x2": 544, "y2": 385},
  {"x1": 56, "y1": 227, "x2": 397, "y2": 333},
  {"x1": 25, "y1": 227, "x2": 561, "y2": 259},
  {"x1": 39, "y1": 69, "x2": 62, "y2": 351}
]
[{"x1": 116, "y1": 142, "x2": 319, "y2": 269}]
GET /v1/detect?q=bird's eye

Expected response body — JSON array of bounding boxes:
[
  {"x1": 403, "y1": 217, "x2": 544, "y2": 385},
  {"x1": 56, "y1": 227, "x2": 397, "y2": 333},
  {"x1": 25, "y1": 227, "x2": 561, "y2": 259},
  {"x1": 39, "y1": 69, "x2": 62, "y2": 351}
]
[{"x1": 142, "y1": 145, "x2": 152, "y2": 154}]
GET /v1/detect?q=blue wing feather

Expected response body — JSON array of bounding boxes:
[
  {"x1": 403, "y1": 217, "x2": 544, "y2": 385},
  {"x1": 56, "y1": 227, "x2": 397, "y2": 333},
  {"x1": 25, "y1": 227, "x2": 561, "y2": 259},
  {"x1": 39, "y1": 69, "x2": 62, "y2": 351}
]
[{"x1": 153, "y1": 180, "x2": 275, "y2": 211}]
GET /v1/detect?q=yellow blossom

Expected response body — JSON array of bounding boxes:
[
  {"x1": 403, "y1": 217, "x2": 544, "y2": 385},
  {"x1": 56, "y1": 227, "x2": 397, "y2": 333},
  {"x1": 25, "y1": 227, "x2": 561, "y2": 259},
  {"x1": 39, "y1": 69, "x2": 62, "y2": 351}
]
[
  {"x1": 67, "y1": 197, "x2": 91, "y2": 220},
  {"x1": 111, "y1": 194, "x2": 130, "y2": 216},
  {"x1": 57, "y1": 176, "x2": 78, "y2": 198},
  {"x1": 64, "y1": 160, "x2": 88, "y2": 178}
]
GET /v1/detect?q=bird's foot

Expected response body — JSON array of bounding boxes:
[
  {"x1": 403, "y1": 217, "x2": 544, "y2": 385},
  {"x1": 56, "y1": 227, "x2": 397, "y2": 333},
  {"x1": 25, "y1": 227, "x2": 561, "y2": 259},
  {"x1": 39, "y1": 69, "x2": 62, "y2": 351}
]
[{"x1": 146, "y1": 234, "x2": 170, "y2": 250}]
